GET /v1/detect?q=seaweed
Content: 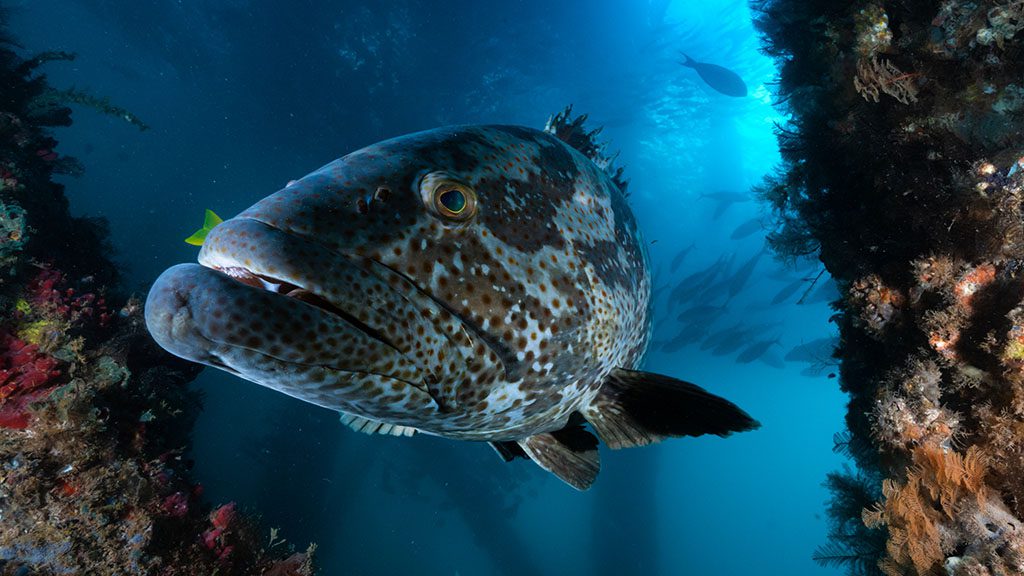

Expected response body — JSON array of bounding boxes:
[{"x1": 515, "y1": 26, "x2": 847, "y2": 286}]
[{"x1": 813, "y1": 466, "x2": 885, "y2": 576}]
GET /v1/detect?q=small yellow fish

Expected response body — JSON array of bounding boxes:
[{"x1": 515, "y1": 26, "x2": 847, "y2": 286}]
[{"x1": 184, "y1": 209, "x2": 223, "y2": 246}]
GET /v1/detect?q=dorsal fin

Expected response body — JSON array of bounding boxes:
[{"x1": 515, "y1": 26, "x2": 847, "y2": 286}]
[
  {"x1": 339, "y1": 413, "x2": 417, "y2": 437},
  {"x1": 544, "y1": 105, "x2": 629, "y2": 194}
]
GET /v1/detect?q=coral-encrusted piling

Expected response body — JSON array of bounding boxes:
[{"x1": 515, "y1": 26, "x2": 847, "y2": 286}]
[
  {"x1": 753, "y1": 2, "x2": 1024, "y2": 569},
  {"x1": 0, "y1": 10, "x2": 314, "y2": 576},
  {"x1": 754, "y1": 1, "x2": 1024, "y2": 574}
]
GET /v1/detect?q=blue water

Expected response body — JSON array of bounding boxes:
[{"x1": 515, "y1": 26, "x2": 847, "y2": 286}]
[{"x1": 12, "y1": 1, "x2": 848, "y2": 574}]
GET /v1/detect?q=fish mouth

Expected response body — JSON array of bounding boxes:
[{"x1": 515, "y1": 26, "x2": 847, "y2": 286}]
[
  {"x1": 211, "y1": 264, "x2": 401, "y2": 353},
  {"x1": 146, "y1": 216, "x2": 503, "y2": 410}
]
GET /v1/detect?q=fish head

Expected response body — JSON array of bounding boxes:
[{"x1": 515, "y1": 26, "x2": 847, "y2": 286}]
[{"x1": 146, "y1": 125, "x2": 650, "y2": 435}]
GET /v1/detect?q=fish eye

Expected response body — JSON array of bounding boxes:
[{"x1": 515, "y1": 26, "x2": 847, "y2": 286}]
[
  {"x1": 420, "y1": 172, "x2": 477, "y2": 222},
  {"x1": 438, "y1": 188, "x2": 467, "y2": 214}
]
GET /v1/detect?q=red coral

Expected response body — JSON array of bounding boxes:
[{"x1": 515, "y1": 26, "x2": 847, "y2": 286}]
[
  {"x1": 35, "y1": 148, "x2": 58, "y2": 162},
  {"x1": 25, "y1": 269, "x2": 110, "y2": 328},
  {"x1": 160, "y1": 491, "x2": 190, "y2": 518},
  {"x1": 0, "y1": 331, "x2": 62, "y2": 429}
]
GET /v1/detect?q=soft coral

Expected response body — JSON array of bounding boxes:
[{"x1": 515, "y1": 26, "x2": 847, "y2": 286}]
[{"x1": 0, "y1": 331, "x2": 62, "y2": 429}]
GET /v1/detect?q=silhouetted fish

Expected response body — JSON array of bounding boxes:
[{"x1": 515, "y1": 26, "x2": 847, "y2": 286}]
[
  {"x1": 726, "y1": 249, "x2": 766, "y2": 301},
  {"x1": 730, "y1": 217, "x2": 762, "y2": 240},
  {"x1": 736, "y1": 337, "x2": 781, "y2": 363},
  {"x1": 802, "y1": 277, "x2": 841, "y2": 304},
  {"x1": 676, "y1": 304, "x2": 726, "y2": 324},
  {"x1": 662, "y1": 323, "x2": 710, "y2": 352},
  {"x1": 699, "y1": 191, "x2": 749, "y2": 203},
  {"x1": 699, "y1": 323, "x2": 748, "y2": 351},
  {"x1": 784, "y1": 337, "x2": 839, "y2": 363},
  {"x1": 766, "y1": 258, "x2": 819, "y2": 281},
  {"x1": 759, "y1": 350, "x2": 786, "y2": 369},
  {"x1": 711, "y1": 333, "x2": 751, "y2": 356},
  {"x1": 771, "y1": 277, "x2": 806, "y2": 305},
  {"x1": 698, "y1": 191, "x2": 750, "y2": 220},
  {"x1": 670, "y1": 241, "x2": 697, "y2": 273},
  {"x1": 680, "y1": 53, "x2": 748, "y2": 97},
  {"x1": 670, "y1": 253, "x2": 732, "y2": 304}
]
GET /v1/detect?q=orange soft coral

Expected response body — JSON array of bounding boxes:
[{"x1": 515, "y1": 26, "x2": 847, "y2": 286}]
[
  {"x1": 864, "y1": 445, "x2": 1023, "y2": 576},
  {"x1": 849, "y1": 274, "x2": 906, "y2": 338},
  {"x1": 953, "y1": 263, "x2": 997, "y2": 310}
]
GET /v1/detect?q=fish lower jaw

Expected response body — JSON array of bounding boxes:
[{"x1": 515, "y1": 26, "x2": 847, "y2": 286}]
[{"x1": 204, "y1": 263, "x2": 402, "y2": 353}]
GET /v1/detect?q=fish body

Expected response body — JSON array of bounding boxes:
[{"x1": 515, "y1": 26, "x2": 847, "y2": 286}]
[
  {"x1": 736, "y1": 337, "x2": 781, "y2": 363},
  {"x1": 727, "y1": 249, "x2": 766, "y2": 301},
  {"x1": 670, "y1": 253, "x2": 733, "y2": 304},
  {"x1": 730, "y1": 217, "x2": 762, "y2": 240},
  {"x1": 698, "y1": 190, "x2": 749, "y2": 220},
  {"x1": 784, "y1": 337, "x2": 839, "y2": 363},
  {"x1": 146, "y1": 115, "x2": 758, "y2": 489},
  {"x1": 698, "y1": 190, "x2": 749, "y2": 203},
  {"x1": 771, "y1": 276, "x2": 806, "y2": 304},
  {"x1": 669, "y1": 241, "x2": 696, "y2": 273},
  {"x1": 711, "y1": 333, "x2": 752, "y2": 356},
  {"x1": 680, "y1": 54, "x2": 748, "y2": 97},
  {"x1": 803, "y1": 277, "x2": 841, "y2": 304},
  {"x1": 699, "y1": 322, "x2": 748, "y2": 351},
  {"x1": 676, "y1": 304, "x2": 726, "y2": 324}
]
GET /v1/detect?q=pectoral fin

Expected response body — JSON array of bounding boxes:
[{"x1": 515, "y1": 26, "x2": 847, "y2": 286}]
[
  {"x1": 582, "y1": 367, "x2": 759, "y2": 449},
  {"x1": 518, "y1": 425, "x2": 600, "y2": 490}
]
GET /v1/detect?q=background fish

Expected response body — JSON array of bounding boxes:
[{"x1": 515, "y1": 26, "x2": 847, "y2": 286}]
[
  {"x1": 680, "y1": 53, "x2": 748, "y2": 97},
  {"x1": 145, "y1": 112, "x2": 759, "y2": 490}
]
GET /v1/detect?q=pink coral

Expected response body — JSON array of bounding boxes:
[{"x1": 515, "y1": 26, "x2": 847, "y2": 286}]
[
  {"x1": 210, "y1": 502, "x2": 236, "y2": 530},
  {"x1": 202, "y1": 502, "x2": 238, "y2": 561},
  {"x1": 0, "y1": 331, "x2": 62, "y2": 429}
]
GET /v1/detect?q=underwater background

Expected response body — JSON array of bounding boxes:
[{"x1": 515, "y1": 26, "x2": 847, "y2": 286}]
[{"x1": 7, "y1": 1, "x2": 850, "y2": 574}]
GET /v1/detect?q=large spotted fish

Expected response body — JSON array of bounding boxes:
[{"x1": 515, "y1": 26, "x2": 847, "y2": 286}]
[{"x1": 145, "y1": 109, "x2": 759, "y2": 489}]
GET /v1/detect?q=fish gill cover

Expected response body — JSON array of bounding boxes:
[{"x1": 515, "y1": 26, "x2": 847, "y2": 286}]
[
  {"x1": 0, "y1": 7, "x2": 315, "y2": 575},
  {"x1": 754, "y1": 0, "x2": 1024, "y2": 574}
]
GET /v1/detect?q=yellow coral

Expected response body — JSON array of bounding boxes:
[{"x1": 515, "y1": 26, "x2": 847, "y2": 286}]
[
  {"x1": 1005, "y1": 339, "x2": 1024, "y2": 362},
  {"x1": 14, "y1": 298, "x2": 30, "y2": 314},
  {"x1": 17, "y1": 319, "x2": 58, "y2": 348}
]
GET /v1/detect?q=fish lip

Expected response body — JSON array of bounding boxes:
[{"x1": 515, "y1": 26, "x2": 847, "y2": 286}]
[
  {"x1": 145, "y1": 263, "x2": 431, "y2": 404},
  {"x1": 204, "y1": 262, "x2": 403, "y2": 354}
]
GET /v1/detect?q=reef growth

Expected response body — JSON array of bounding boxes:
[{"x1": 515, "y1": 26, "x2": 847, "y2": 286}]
[
  {"x1": 754, "y1": 0, "x2": 1024, "y2": 574},
  {"x1": 0, "y1": 9, "x2": 314, "y2": 576}
]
